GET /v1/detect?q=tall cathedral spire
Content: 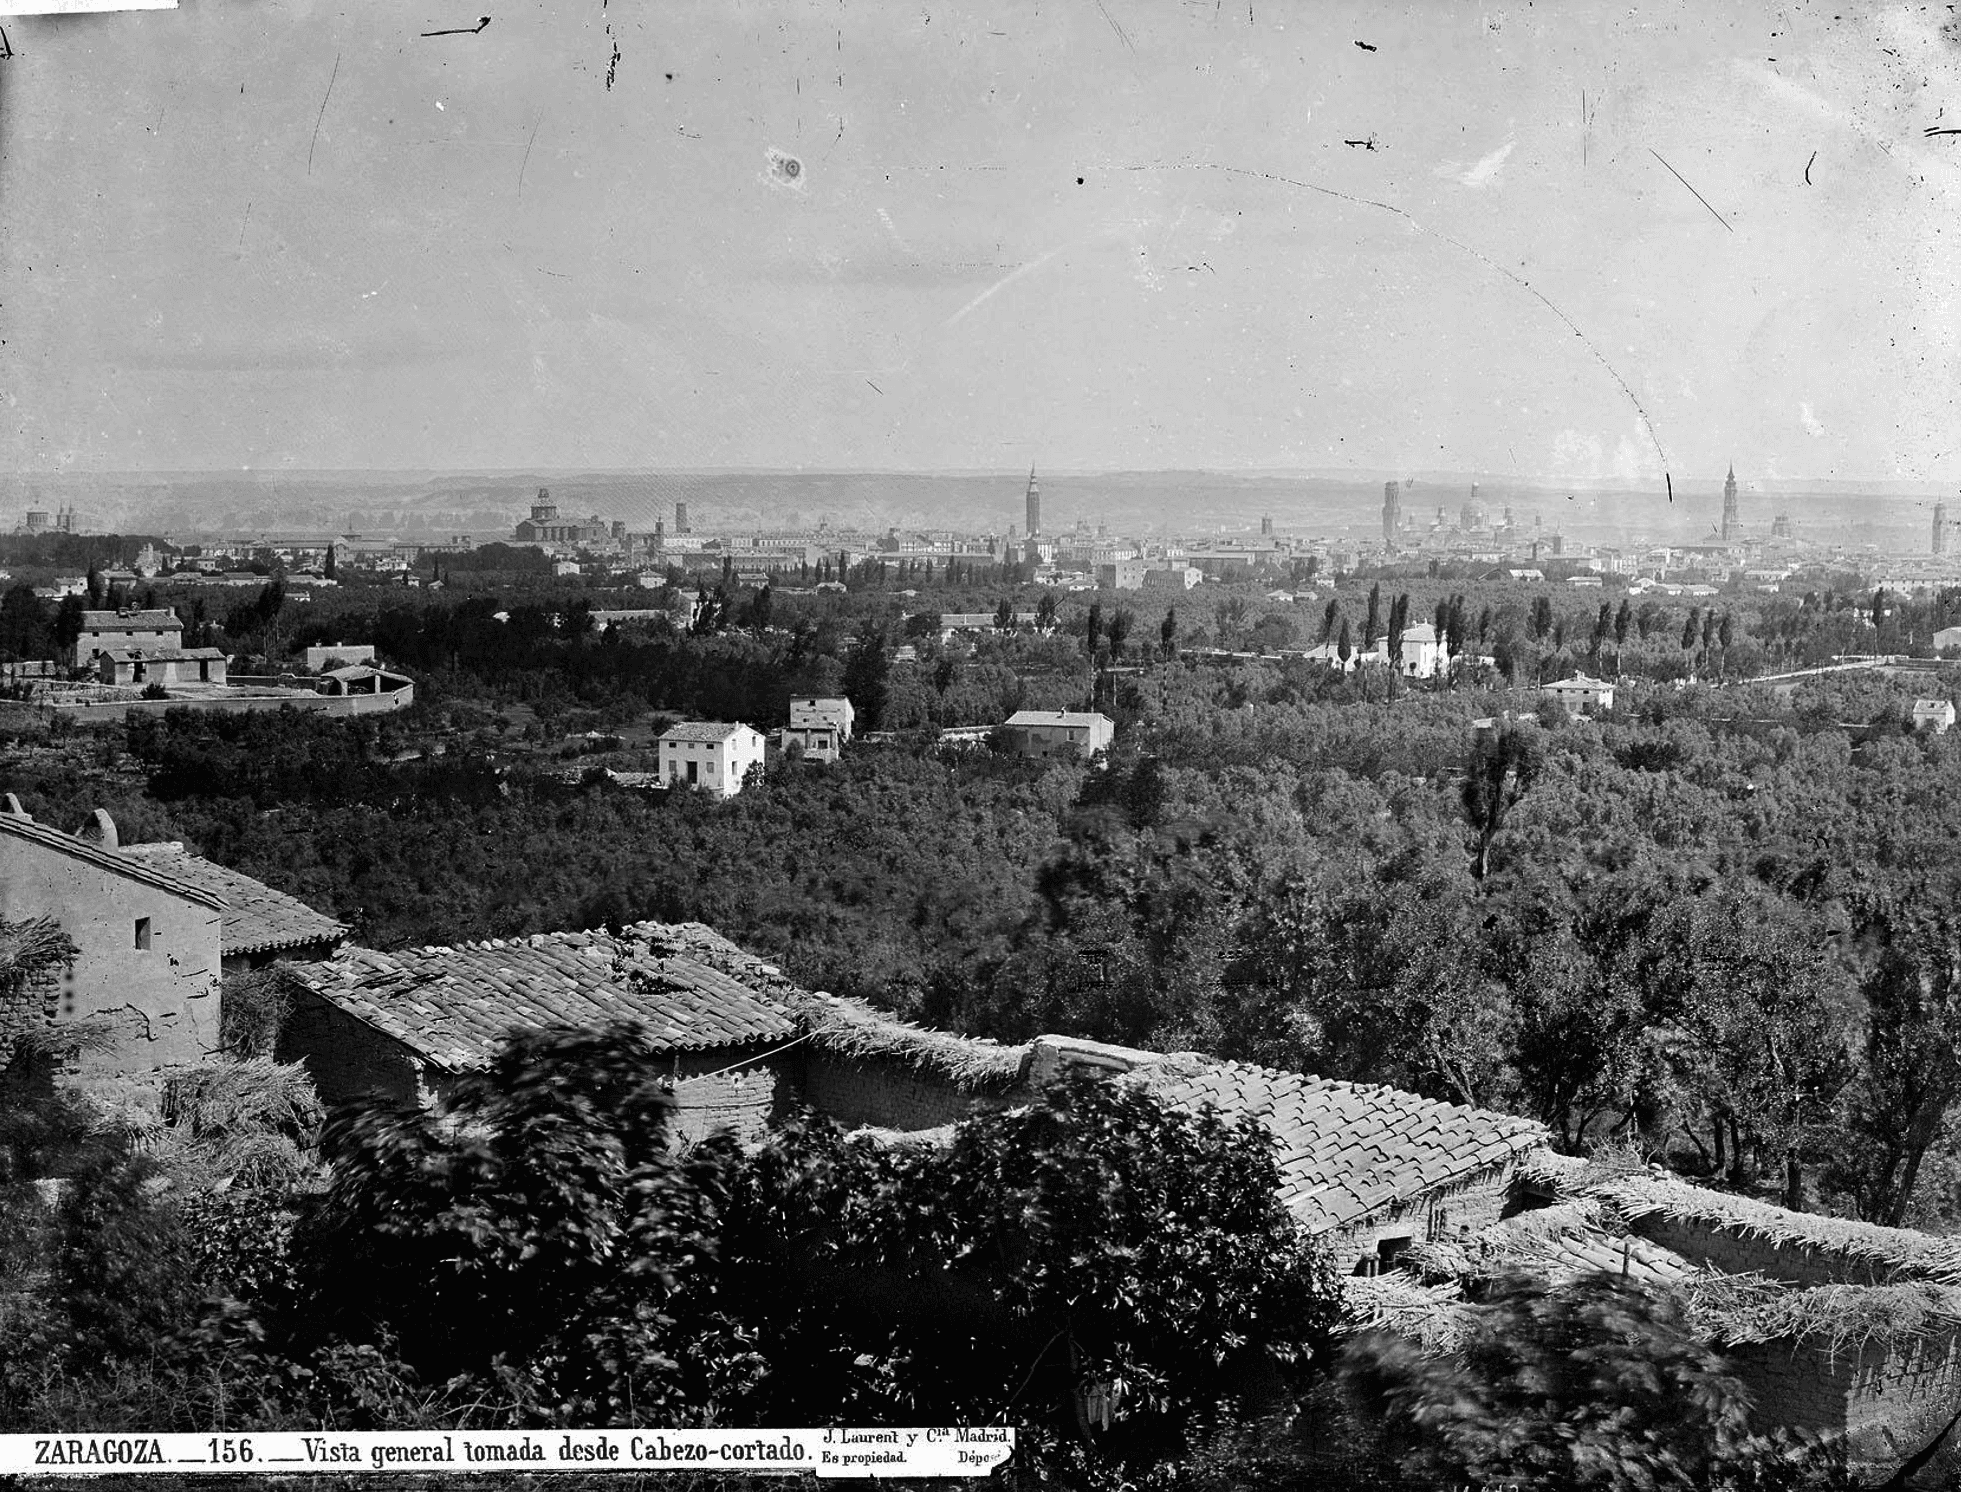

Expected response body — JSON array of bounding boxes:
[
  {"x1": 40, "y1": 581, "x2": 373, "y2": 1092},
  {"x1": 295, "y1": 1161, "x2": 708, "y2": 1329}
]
[
  {"x1": 1721, "y1": 463, "x2": 1739, "y2": 542},
  {"x1": 1024, "y1": 465, "x2": 1042, "y2": 539}
]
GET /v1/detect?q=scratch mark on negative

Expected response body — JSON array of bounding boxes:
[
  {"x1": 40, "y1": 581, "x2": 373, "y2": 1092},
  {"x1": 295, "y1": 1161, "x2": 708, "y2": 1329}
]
[
  {"x1": 308, "y1": 52, "x2": 341, "y2": 175},
  {"x1": 519, "y1": 117, "x2": 541, "y2": 197},
  {"x1": 1206, "y1": 162, "x2": 1671, "y2": 471}
]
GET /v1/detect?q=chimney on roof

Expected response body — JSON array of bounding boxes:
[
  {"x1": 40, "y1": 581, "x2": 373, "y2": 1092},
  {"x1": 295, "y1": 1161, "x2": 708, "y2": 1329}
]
[
  {"x1": 77, "y1": 809, "x2": 119, "y2": 849},
  {"x1": 2, "y1": 794, "x2": 25, "y2": 817}
]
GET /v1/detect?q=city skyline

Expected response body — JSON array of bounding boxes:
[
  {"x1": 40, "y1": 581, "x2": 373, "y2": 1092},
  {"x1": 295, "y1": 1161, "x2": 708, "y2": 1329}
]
[{"x1": 4, "y1": 0, "x2": 1957, "y2": 482}]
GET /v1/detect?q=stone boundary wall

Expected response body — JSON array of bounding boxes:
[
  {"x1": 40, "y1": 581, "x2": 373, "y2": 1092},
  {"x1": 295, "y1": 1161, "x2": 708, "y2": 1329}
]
[{"x1": 45, "y1": 683, "x2": 413, "y2": 723}]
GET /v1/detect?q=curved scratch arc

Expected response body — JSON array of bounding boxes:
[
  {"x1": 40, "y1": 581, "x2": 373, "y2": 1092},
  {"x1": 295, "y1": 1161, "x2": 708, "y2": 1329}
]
[
  {"x1": 1205, "y1": 162, "x2": 1672, "y2": 474},
  {"x1": 945, "y1": 244, "x2": 1068, "y2": 327}
]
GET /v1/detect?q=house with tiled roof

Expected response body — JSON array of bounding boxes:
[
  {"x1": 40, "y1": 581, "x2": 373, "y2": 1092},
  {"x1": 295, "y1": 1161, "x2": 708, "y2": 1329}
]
[
  {"x1": 63, "y1": 607, "x2": 183, "y2": 669},
  {"x1": 117, "y1": 844, "x2": 347, "y2": 971},
  {"x1": 0, "y1": 801, "x2": 224, "y2": 1075},
  {"x1": 1018, "y1": 1036, "x2": 1548, "y2": 1271},
  {"x1": 658, "y1": 720, "x2": 767, "y2": 798},
  {"x1": 281, "y1": 921, "x2": 800, "y2": 1140}
]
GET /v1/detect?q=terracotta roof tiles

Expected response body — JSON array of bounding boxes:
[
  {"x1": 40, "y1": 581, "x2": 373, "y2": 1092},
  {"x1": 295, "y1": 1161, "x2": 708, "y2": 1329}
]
[
  {"x1": 1132, "y1": 1054, "x2": 1547, "y2": 1236},
  {"x1": 119, "y1": 844, "x2": 348, "y2": 956},
  {"x1": 290, "y1": 921, "x2": 796, "y2": 1072}
]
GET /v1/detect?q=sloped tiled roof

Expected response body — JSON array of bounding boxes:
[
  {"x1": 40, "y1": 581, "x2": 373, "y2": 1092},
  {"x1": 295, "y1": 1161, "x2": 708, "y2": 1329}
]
[
  {"x1": 1132, "y1": 1054, "x2": 1548, "y2": 1236},
  {"x1": 119, "y1": 844, "x2": 347, "y2": 956},
  {"x1": 79, "y1": 609, "x2": 181, "y2": 633},
  {"x1": 659, "y1": 721, "x2": 751, "y2": 743},
  {"x1": 289, "y1": 921, "x2": 796, "y2": 1072},
  {"x1": 1004, "y1": 710, "x2": 1111, "y2": 728},
  {"x1": 0, "y1": 813, "x2": 225, "y2": 908}
]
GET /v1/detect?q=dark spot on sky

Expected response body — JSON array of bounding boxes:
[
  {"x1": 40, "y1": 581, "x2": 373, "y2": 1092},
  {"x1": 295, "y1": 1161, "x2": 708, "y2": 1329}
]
[
  {"x1": 1077, "y1": 176, "x2": 1085, "y2": 184},
  {"x1": 783, "y1": 157, "x2": 801, "y2": 178},
  {"x1": 665, "y1": 73, "x2": 674, "y2": 81}
]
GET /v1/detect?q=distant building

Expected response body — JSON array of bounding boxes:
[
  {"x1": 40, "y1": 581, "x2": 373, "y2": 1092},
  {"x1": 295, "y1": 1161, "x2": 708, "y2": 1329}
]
[
  {"x1": 1142, "y1": 564, "x2": 1202, "y2": 592},
  {"x1": 1933, "y1": 626, "x2": 1961, "y2": 654},
  {"x1": 514, "y1": 489, "x2": 608, "y2": 545},
  {"x1": 1025, "y1": 467, "x2": 1042, "y2": 540},
  {"x1": 64, "y1": 608, "x2": 183, "y2": 670},
  {"x1": 781, "y1": 697, "x2": 855, "y2": 763},
  {"x1": 1935, "y1": 502, "x2": 1949, "y2": 557},
  {"x1": 659, "y1": 721, "x2": 767, "y2": 797},
  {"x1": 97, "y1": 647, "x2": 227, "y2": 689},
  {"x1": 1001, "y1": 709, "x2": 1114, "y2": 761},
  {"x1": 1382, "y1": 481, "x2": 1401, "y2": 546},
  {"x1": 304, "y1": 642, "x2": 377, "y2": 672},
  {"x1": 1913, "y1": 698, "x2": 1956, "y2": 734},
  {"x1": 1722, "y1": 464, "x2": 1740, "y2": 542},
  {"x1": 1772, "y1": 513, "x2": 1795, "y2": 540},
  {"x1": 1543, "y1": 673, "x2": 1616, "y2": 713},
  {"x1": 1096, "y1": 558, "x2": 1146, "y2": 590},
  {"x1": 1397, "y1": 623, "x2": 1447, "y2": 680}
]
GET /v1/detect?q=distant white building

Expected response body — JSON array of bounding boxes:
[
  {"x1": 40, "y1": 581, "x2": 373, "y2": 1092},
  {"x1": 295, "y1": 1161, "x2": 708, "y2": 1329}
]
[
  {"x1": 1002, "y1": 710, "x2": 1114, "y2": 761},
  {"x1": 304, "y1": 642, "x2": 377, "y2": 672},
  {"x1": 1934, "y1": 626, "x2": 1961, "y2": 654},
  {"x1": 1543, "y1": 674, "x2": 1616, "y2": 713},
  {"x1": 781, "y1": 697, "x2": 855, "y2": 763},
  {"x1": 1913, "y1": 698, "x2": 1956, "y2": 734},
  {"x1": 1398, "y1": 623, "x2": 1447, "y2": 680},
  {"x1": 658, "y1": 722, "x2": 767, "y2": 798}
]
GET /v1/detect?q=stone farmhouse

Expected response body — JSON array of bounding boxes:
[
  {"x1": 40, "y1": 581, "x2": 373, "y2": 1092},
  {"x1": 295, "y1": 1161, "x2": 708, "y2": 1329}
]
[
  {"x1": 62, "y1": 607, "x2": 183, "y2": 669},
  {"x1": 658, "y1": 721, "x2": 767, "y2": 798},
  {"x1": 780, "y1": 696, "x2": 855, "y2": 763},
  {"x1": 97, "y1": 645, "x2": 228, "y2": 688}
]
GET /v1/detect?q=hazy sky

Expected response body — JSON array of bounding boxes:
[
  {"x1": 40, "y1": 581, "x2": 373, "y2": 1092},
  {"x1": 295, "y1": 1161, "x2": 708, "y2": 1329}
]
[{"x1": 2, "y1": 0, "x2": 1957, "y2": 481}]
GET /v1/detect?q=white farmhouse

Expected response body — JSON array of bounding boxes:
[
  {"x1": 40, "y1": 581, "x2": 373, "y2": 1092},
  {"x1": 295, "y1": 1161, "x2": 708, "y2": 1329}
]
[
  {"x1": 1398, "y1": 623, "x2": 1447, "y2": 680},
  {"x1": 1543, "y1": 673, "x2": 1616, "y2": 713},
  {"x1": 1912, "y1": 698, "x2": 1956, "y2": 734},
  {"x1": 659, "y1": 721, "x2": 767, "y2": 798},
  {"x1": 1002, "y1": 710, "x2": 1115, "y2": 761}
]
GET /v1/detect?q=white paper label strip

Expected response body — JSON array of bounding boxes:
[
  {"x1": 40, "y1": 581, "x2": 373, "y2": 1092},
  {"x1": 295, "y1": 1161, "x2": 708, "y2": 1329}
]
[{"x1": 0, "y1": 1428, "x2": 1016, "y2": 1476}]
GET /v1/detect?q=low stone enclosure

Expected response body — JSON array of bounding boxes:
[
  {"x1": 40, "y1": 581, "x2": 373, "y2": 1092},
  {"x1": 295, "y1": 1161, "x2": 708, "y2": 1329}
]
[{"x1": 1351, "y1": 1151, "x2": 1961, "y2": 1477}]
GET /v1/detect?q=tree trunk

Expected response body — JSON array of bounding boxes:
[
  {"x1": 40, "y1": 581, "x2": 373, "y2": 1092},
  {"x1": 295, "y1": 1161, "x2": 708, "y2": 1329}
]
[{"x1": 1783, "y1": 1149, "x2": 1806, "y2": 1212}]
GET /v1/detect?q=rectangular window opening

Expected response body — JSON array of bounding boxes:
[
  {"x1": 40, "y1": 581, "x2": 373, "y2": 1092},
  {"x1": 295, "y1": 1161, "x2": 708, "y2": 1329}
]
[{"x1": 134, "y1": 917, "x2": 152, "y2": 950}]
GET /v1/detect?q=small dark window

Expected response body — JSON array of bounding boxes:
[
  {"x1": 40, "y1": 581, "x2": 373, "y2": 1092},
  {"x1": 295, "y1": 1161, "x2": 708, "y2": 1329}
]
[{"x1": 134, "y1": 918, "x2": 152, "y2": 950}]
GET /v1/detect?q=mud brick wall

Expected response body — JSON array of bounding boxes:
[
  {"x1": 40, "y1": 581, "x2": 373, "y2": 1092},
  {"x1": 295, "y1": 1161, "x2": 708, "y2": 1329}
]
[
  {"x1": 1730, "y1": 1339, "x2": 1853, "y2": 1437},
  {"x1": 1628, "y1": 1218, "x2": 1888, "y2": 1286},
  {"x1": 799, "y1": 1052, "x2": 999, "y2": 1132},
  {"x1": 667, "y1": 1050, "x2": 787, "y2": 1145},
  {"x1": 1334, "y1": 1167, "x2": 1517, "y2": 1272}
]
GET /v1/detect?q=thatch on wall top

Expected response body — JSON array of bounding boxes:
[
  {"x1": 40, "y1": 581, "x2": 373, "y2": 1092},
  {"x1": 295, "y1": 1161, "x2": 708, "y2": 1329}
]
[
  {"x1": 792, "y1": 993, "x2": 1029, "y2": 1090},
  {"x1": 1682, "y1": 1273, "x2": 1961, "y2": 1353},
  {"x1": 1340, "y1": 1273, "x2": 1465, "y2": 1355},
  {"x1": 1590, "y1": 1173, "x2": 1961, "y2": 1286}
]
